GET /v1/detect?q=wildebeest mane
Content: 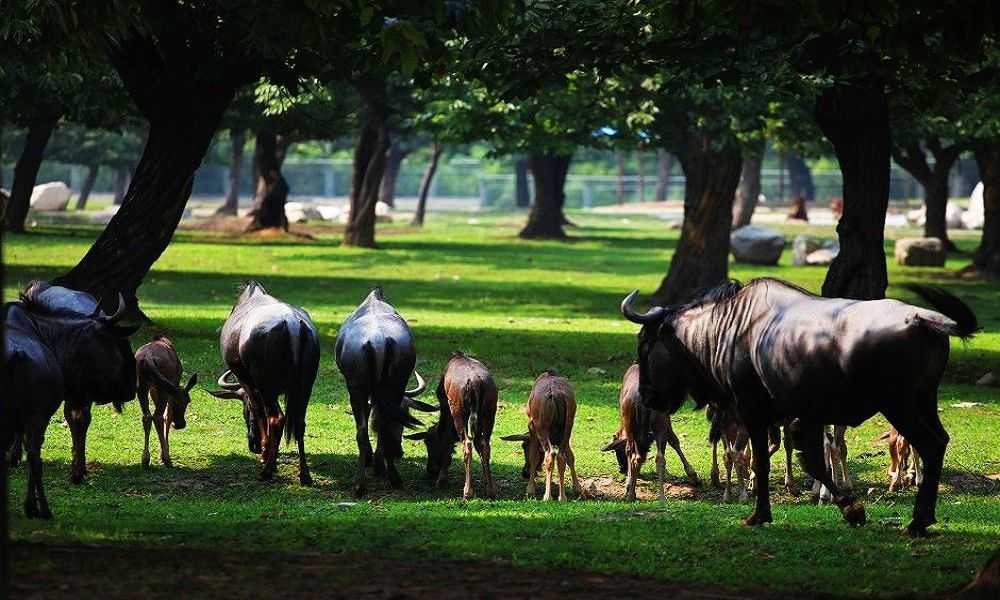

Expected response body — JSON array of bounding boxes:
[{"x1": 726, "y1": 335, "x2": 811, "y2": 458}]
[{"x1": 18, "y1": 282, "x2": 93, "y2": 319}]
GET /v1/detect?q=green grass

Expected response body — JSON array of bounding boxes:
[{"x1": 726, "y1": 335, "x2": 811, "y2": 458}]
[{"x1": 6, "y1": 212, "x2": 1000, "y2": 598}]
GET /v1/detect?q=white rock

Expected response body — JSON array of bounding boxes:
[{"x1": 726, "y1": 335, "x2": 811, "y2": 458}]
[
  {"x1": 884, "y1": 213, "x2": 908, "y2": 227},
  {"x1": 962, "y1": 183, "x2": 985, "y2": 229},
  {"x1": 587, "y1": 367, "x2": 607, "y2": 376},
  {"x1": 894, "y1": 237, "x2": 945, "y2": 267},
  {"x1": 731, "y1": 225, "x2": 785, "y2": 266},
  {"x1": 285, "y1": 201, "x2": 324, "y2": 223},
  {"x1": 315, "y1": 205, "x2": 342, "y2": 221},
  {"x1": 90, "y1": 205, "x2": 120, "y2": 225},
  {"x1": 907, "y1": 207, "x2": 926, "y2": 226},
  {"x1": 792, "y1": 235, "x2": 821, "y2": 266},
  {"x1": 30, "y1": 181, "x2": 71, "y2": 211},
  {"x1": 375, "y1": 201, "x2": 392, "y2": 217},
  {"x1": 806, "y1": 247, "x2": 838, "y2": 266},
  {"x1": 946, "y1": 201, "x2": 964, "y2": 229}
]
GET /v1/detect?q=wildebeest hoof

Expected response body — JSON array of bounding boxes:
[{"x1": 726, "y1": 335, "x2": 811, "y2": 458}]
[
  {"x1": 786, "y1": 482, "x2": 799, "y2": 496},
  {"x1": 299, "y1": 472, "x2": 313, "y2": 486},
  {"x1": 463, "y1": 490, "x2": 474, "y2": 501},
  {"x1": 141, "y1": 455, "x2": 151, "y2": 469},
  {"x1": 70, "y1": 471, "x2": 85, "y2": 485},
  {"x1": 258, "y1": 469, "x2": 274, "y2": 482},
  {"x1": 841, "y1": 502, "x2": 867, "y2": 526},
  {"x1": 743, "y1": 511, "x2": 773, "y2": 526},
  {"x1": 686, "y1": 472, "x2": 701, "y2": 486},
  {"x1": 904, "y1": 521, "x2": 935, "y2": 538},
  {"x1": 162, "y1": 459, "x2": 173, "y2": 468}
]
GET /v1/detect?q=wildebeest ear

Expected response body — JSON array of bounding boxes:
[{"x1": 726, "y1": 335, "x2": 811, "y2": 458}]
[
  {"x1": 405, "y1": 398, "x2": 437, "y2": 412},
  {"x1": 185, "y1": 373, "x2": 198, "y2": 393},
  {"x1": 404, "y1": 431, "x2": 429, "y2": 440},
  {"x1": 206, "y1": 389, "x2": 242, "y2": 400},
  {"x1": 500, "y1": 433, "x2": 530, "y2": 442},
  {"x1": 602, "y1": 438, "x2": 626, "y2": 452}
]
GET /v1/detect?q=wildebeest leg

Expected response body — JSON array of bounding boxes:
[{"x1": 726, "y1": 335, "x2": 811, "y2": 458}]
[
  {"x1": 910, "y1": 449, "x2": 923, "y2": 487},
  {"x1": 8, "y1": 436, "x2": 23, "y2": 469},
  {"x1": 542, "y1": 444, "x2": 555, "y2": 501},
  {"x1": 743, "y1": 425, "x2": 772, "y2": 525},
  {"x1": 526, "y1": 438, "x2": 539, "y2": 499},
  {"x1": 565, "y1": 444, "x2": 582, "y2": 498},
  {"x1": 139, "y1": 385, "x2": 153, "y2": 469},
  {"x1": 260, "y1": 395, "x2": 285, "y2": 481},
  {"x1": 156, "y1": 391, "x2": 173, "y2": 468},
  {"x1": 556, "y1": 448, "x2": 568, "y2": 502},
  {"x1": 796, "y1": 422, "x2": 865, "y2": 527},
  {"x1": 350, "y1": 387, "x2": 371, "y2": 497},
  {"x1": 834, "y1": 425, "x2": 852, "y2": 490},
  {"x1": 24, "y1": 420, "x2": 52, "y2": 519},
  {"x1": 722, "y1": 442, "x2": 734, "y2": 503},
  {"x1": 475, "y1": 437, "x2": 497, "y2": 499},
  {"x1": 664, "y1": 425, "x2": 699, "y2": 485},
  {"x1": 711, "y1": 440, "x2": 721, "y2": 488},
  {"x1": 885, "y1": 406, "x2": 948, "y2": 537},
  {"x1": 65, "y1": 402, "x2": 92, "y2": 484},
  {"x1": 888, "y1": 439, "x2": 903, "y2": 492},
  {"x1": 462, "y1": 435, "x2": 475, "y2": 500},
  {"x1": 655, "y1": 439, "x2": 667, "y2": 502},
  {"x1": 783, "y1": 426, "x2": 798, "y2": 495},
  {"x1": 296, "y1": 422, "x2": 312, "y2": 486},
  {"x1": 624, "y1": 440, "x2": 638, "y2": 502}
]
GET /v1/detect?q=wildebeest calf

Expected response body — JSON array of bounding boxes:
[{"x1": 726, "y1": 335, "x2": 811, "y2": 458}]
[
  {"x1": 811, "y1": 425, "x2": 853, "y2": 504},
  {"x1": 602, "y1": 364, "x2": 699, "y2": 502},
  {"x1": 502, "y1": 370, "x2": 581, "y2": 501},
  {"x1": 406, "y1": 352, "x2": 498, "y2": 499},
  {"x1": 708, "y1": 405, "x2": 751, "y2": 503},
  {"x1": 135, "y1": 336, "x2": 197, "y2": 468},
  {"x1": 880, "y1": 426, "x2": 922, "y2": 492}
]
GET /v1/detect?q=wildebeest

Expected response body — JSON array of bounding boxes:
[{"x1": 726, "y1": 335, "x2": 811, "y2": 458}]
[
  {"x1": 707, "y1": 405, "x2": 751, "y2": 503},
  {"x1": 502, "y1": 370, "x2": 581, "y2": 501},
  {"x1": 335, "y1": 288, "x2": 435, "y2": 497},
  {"x1": 880, "y1": 426, "x2": 923, "y2": 492},
  {"x1": 810, "y1": 425, "x2": 853, "y2": 503},
  {"x1": 622, "y1": 279, "x2": 977, "y2": 536},
  {"x1": 209, "y1": 281, "x2": 319, "y2": 484},
  {"x1": 3, "y1": 283, "x2": 138, "y2": 516},
  {"x1": 135, "y1": 336, "x2": 197, "y2": 468},
  {"x1": 405, "y1": 352, "x2": 498, "y2": 499},
  {"x1": 602, "y1": 363, "x2": 699, "y2": 502}
]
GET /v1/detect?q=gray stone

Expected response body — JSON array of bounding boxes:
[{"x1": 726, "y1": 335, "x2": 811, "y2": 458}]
[
  {"x1": 946, "y1": 201, "x2": 964, "y2": 229},
  {"x1": 976, "y1": 372, "x2": 996, "y2": 386},
  {"x1": 792, "y1": 235, "x2": 821, "y2": 266},
  {"x1": 894, "y1": 237, "x2": 946, "y2": 267},
  {"x1": 30, "y1": 181, "x2": 71, "y2": 211},
  {"x1": 805, "y1": 247, "x2": 838, "y2": 266},
  {"x1": 962, "y1": 183, "x2": 984, "y2": 229},
  {"x1": 731, "y1": 225, "x2": 785, "y2": 266},
  {"x1": 285, "y1": 201, "x2": 324, "y2": 223}
]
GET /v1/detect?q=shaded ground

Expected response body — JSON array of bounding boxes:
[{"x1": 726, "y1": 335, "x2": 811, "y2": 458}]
[{"x1": 12, "y1": 542, "x2": 851, "y2": 600}]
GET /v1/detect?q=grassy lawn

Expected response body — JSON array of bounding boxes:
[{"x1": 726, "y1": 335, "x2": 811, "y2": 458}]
[{"x1": 5, "y1": 212, "x2": 1000, "y2": 598}]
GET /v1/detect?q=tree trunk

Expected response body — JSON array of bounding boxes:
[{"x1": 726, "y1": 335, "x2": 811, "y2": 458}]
[
  {"x1": 515, "y1": 157, "x2": 530, "y2": 208},
  {"x1": 217, "y1": 128, "x2": 245, "y2": 216},
  {"x1": 379, "y1": 142, "x2": 407, "y2": 208},
  {"x1": 75, "y1": 164, "x2": 99, "y2": 210},
  {"x1": 815, "y1": 77, "x2": 891, "y2": 300},
  {"x1": 344, "y1": 80, "x2": 390, "y2": 248},
  {"x1": 4, "y1": 113, "x2": 59, "y2": 232},
  {"x1": 412, "y1": 143, "x2": 442, "y2": 226},
  {"x1": 786, "y1": 154, "x2": 815, "y2": 201},
  {"x1": 655, "y1": 149, "x2": 672, "y2": 202},
  {"x1": 732, "y1": 150, "x2": 763, "y2": 228},
  {"x1": 615, "y1": 150, "x2": 626, "y2": 204},
  {"x1": 973, "y1": 146, "x2": 1000, "y2": 277},
  {"x1": 519, "y1": 153, "x2": 572, "y2": 239},
  {"x1": 893, "y1": 141, "x2": 959, "y2": 251},
  {"x1": 651, "y1": 136, "x2": 742, "y2": 305},
  {"x1": 245, "y1": 130, "x2": 290, "y2": 231},
  {"x1": 112, "y1": 168, "x2": 131, "y2": 206}
]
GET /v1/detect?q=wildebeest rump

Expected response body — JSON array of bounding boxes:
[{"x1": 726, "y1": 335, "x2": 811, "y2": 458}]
[
  {"x1": 602, "y1": 363, "x2": 699, "y2": 502},
  {"x1": 210, "y1": 281, "x2": 319, "y2": 484},
  {"x1": 406, "y1": 352, "x2": 498, "y2": 499},
  {"x1": 334, "y1": 288, "x2": 435, "y2": 497},
  {"x1": 622, "y1": 278, "x2": 977, "y2": 536},
  {"x1": 135, "y1": 336, "x2": 198, "y2": 468}
]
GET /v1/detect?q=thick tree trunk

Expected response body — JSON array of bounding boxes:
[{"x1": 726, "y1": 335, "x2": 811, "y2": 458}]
[
  {"x1": 732, "y1": 151, "x2": 763, "y2": 228},
  {"x1": 973, "y1": 146, "x2": 1000, "y2": 277},
  {"x1": 655, "y1": 149, "x2": 672, "y2": 202},
  {"x1": 245, "y1": 130, "x2": 290, "y2": 231},
  {"x1": 379, "y1": 142, "x2": 407, "y2": 208},
  {"x1": 412, "y1": 143, "x2": 442, "y2": 226},
  {"x1": 815, "y1": 77, "x2": 891, "y2": 300},
  {"x1": 519, "y1": 153, "x2": 572, "y2": 239},
  {"x1": 4, "y1": 113, "x2": 59, "y2": 232},
  {"x1": 75, "y1": 164, "x2": 99, "y2": 210},
  {"x1": 615, "y1": 151, "x2": 626, "y2": 203},
  {"x1": 786, "y1": 154, "x2": 815, "y2": 201},
  {"x1": 217, "y1": 129, "x2": 245, "y2": 216},
  {"x1": 893, "y1": 141, "x2": 960, "y2": 251},
  {"x1": 515, "y1": 158, "x2": 530, "y2": 208},
  {"x1": 344, "y1": 80, "x2": 390, "y2": 248},
  {"x1": 651, "y1": 137, "x2": 742, "y2": 305}
]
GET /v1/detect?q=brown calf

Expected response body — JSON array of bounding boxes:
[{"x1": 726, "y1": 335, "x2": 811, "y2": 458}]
[
  {"x1": 135, "y1": 337, "x2": 197, "y2": 468},
  {"x1": 880, "y1": 426, "x2": 923, "y2": 492},
  {"x1": 502, "y1": 370, "x2": 581, "y2": 501},
  {"x1": 602, "y1": 364, "x2": 699, "y2": 501},
  {"x1": 708, "y1": 406, "x2": 752, "y2": 503},
  {"x1": 406, "y1": 352, "x2": 498, "y2": 499}
]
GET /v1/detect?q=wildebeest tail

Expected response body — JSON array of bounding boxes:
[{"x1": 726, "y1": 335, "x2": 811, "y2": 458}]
[
  {"x1": 365, "y1": 338, "x2": 420, "y2": 428},
  {"x1": 547, "y1": 390, "x2": 567, "y2": 449},
  {"x1": 905, "y1": 284, "x2": 980, "y2": 340},
  {"x1": 284, "y1": 319, "x2": 313, "y2": 443},
  {"x1": 464, "y1": 379, "x2": 480, "y2": 440}
]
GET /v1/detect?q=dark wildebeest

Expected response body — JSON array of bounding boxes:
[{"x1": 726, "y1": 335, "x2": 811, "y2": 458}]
[
  {"x1": 622, "y1": 279, "x2": 977, "y2": 536},
  {"x1": 135, "y1": 336, "x2": 198, "y2": 468},
  {"x1": 209, "y1": 281, "x2": 319, "y2": 484},
  {"x1": 406, "y1": 352, "x2": 498, "y2": 499},
  {"x1": 3, "y1": 285, "x2": 138, "y2": 516},
  {"x1": 334, "y1": 288, "x2": 435, "y2": 497},
  {"x1": 602, "y1": 363, "x2": 699, "y2": 502},
  {"x1": 502, "y1": 370, "x2": 581, "y2": 501}
]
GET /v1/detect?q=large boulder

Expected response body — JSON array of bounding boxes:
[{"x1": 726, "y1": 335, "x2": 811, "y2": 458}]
[
  {"x1": 731, "y1": 225, "x2": 785, "y2": 266},
  {"x1": 806, "y1": 243, "x2": 839, "y2": 266},
  {"x1": 895, "y1": 237, "x2": 946, "y2": 267},
  {"x1": 30, "y1": 181, "x2": 71, "y2": 211},
  {"x1": 962, "y1": 182, "x2": 985, "y2": 230},
  {"x1": 285, "y1": 201, "x2": 325, "y2": 223},
  {"x1": 946, "y1": 201, "x2": 965, "y2": 229},
  {"x1": 792, "y1": 235, "x2": 821, "y2": 266},
  {"x1": 315, "y1": 204, "x2": 342, "y2": 221}
]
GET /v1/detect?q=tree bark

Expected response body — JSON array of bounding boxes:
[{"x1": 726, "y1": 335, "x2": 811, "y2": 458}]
[
  {"x1": 412, "y1": 143, "x2": 442, "y2": 226},
  {"x1": 893, "y1": 140, "x2": 960, "y2": 251},
  {"x1": 732, "y1": 150, "x2": 763, "y2": 228},
  {"x1": 217, "y1": 128, "x2": 245, "y2": 216},
  {"x1": 245, "y1": 130, "x2": 290, "y2": 231},
  {"x1": 379, "y1": 142, "x2": 407, "y2": 208},
  {"x1": 519, "y1": 153, "x2": 572, "y2": 239},
  {"x1": 651, "y1": 136, "x2": 742, "y2": 305},
  {"x1": 815, "y1": 76, "x2": 891, "y2": 300},
  {"x1": 75, "y1": 164, "x2": 99, "y2": 210},
  {"x1": 973, "y1": 146, "x2": 1000, "y2": 277},
  {"x1": 4, "y1": 112, "x2": 60, "y2": 232},
  {"x1": 515, "y1": 157, "x2": 530, "y2": 208},
  {"x1": 344, "y1": 80, "x2": 390, "y2": 248},
  {"x1": 655, "y1": 149, "x2": 672, "y2": 202}
]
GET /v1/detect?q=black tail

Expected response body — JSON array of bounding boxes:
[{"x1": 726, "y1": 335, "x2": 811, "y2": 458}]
[
  {"x1": 365, "y1": 338, "x2": 421, "y2": 429},
  {"x1": 284, "y1": 319, "x2": 314, "y2": 443},
  {"x1": 464, "y1": 379, "x2": 480, "y2": 441},
  {"x1": 905, "y1": 284, "x2": 980, "y2": 340},
  {"x1": 547, "y1": 391, "x2": 567, "y2": 448}
]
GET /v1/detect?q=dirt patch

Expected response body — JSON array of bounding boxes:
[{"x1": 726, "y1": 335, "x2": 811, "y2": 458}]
[
  {"x1": 11, "y1": 542, "x2": 851, "y2": 599},
  {"x1": 184, "y1": 217, "x2": 322, "y2": 239}
]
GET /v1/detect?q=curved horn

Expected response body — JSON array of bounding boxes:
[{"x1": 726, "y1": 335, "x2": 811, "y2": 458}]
[
  {"x1": 500, "y1": 433, "x2": 530, "y2": 442},
  {"x1": 621, "y1": 290, "x2": 666, "y2": 325},
  {"x1": 405, "y1": 371, "x2": 427, "y2": 397},
  {"x1": 97, "y1": 293, "x2": 127, "y2": 324},
  {"x1": 217, "y1": 370, "x2": 242, "y2": 391}
]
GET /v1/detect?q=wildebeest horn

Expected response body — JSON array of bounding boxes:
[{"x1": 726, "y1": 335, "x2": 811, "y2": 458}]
[
  {"x1": 621, "y1": 290, "x2": 666, "y2": 325},
  {"x1": 100, "y1": 293, "x2": 127, "y2": 324},
  {"x1": 405, "y1": 371, "x2": 427, "y2": 397},
  {"x1": 217, "y1": 370, "x2": 241, "y2": 391},
  {"x1": 602, "y1": 437, "x2": 627, "y2": 452},
  {"x1": 500, "y1": 433, "x2": 530, "y2": 442},
  {"x1": 404, "y1": 397, "x2": 438, "y2": 412}
]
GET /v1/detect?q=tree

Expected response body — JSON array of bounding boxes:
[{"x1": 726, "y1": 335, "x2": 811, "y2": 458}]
[
  {"x1": 45, "y1": 125, "x2": 145, "y2": 210},
  {"x1": 732, "y1": 141, "x2": 765, "y2": 228},
  {"x1": 412, "y1": 142, "x2": 443, "y2": 226},
  {"x1": 893, "y1": 140, "x2": 962, "y2": 251}
]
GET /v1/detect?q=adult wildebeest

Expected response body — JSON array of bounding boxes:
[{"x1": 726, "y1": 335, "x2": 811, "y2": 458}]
[
  {"x1": 335, "y1": 288, "x2": 435, "y2": 497},
  {"x1": 135, "y1": 336, "x2": 198, "y2": 468},
  {"x1": 602, "y1": 363, "x2": 699, "y2": 502},
  {"x1": 210, "y1": 281, "x2": 319, "y2": 484},
  {"x1": 622, "y1": 278, "x2": 977, "y2": 536},
  {"x1": 406, "y1": 352, "x2": 498, "y2": 499},
  {"x1": 502, "y1": 370, "x2": 581, "y2": 501},
  {"x1": 3, "y1": 284, "x2": 138, "y2": 516}
]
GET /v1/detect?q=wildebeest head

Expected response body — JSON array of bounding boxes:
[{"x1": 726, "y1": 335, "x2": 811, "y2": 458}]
[
  {"x1": 151, "y1": 370, "x2": 198, "y2": 430},
  {"x1": 602, "y1": 436, "x2": 629, "y2": 474},
  {"x1": 500, "y1": 431, "x2": 542, "y2": 479},
  {"x1": 207, "y1": 371, "x2": 260, "y2": 453},
  {"x1": 621, "y1": 290, "x2": 690, "y2": 415},
  {"x1": 404, "y1": 421, "x2": 448, "y2": 479}
]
